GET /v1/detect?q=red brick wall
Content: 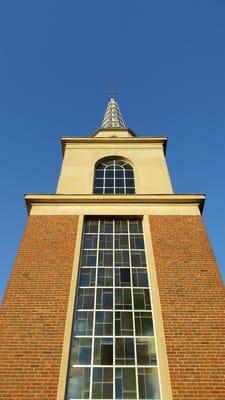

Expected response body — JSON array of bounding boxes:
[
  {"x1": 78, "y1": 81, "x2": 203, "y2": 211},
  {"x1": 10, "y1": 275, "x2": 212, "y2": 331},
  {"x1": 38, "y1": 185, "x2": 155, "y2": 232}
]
[
  {"x1": 0, "y1": 215, "x2": 79, "y2": 400},
  {"x1": 150, "y1": 216, "x2": 225, "y2": 400}
]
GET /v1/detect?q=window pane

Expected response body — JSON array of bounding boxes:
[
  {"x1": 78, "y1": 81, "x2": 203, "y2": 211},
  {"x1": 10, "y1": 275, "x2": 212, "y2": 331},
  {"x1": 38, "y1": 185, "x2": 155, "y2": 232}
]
[
  {"x1": 105, "y1": 178, "x2": 114, "y2": 188},
  {"x1": 130, "y1": 235, "x2": 145, "y2": 249},
  {"x1": 96, "y1": 288, "x2": 113, "y2": 309},
  {"x1": 115, "y1": 179, "x2": 124, "y2": 187},
  {"x1": 126, "y1": 187, "x2": 135, "y2": 194},
  {"x1": 115, "y1": 234, "x2": 129, "y2": 249},
  {"x1": 125, "y1": 170, "x2": 134, "y2": 178},
  {"x1": 95, "y1": 170, "x2": 104, "y2": 178},
  {"x1": 131, "y1": 251, "x2": 146, "y2": 268},
  {"x1": 115, "y1": 268, "x2": 131, "y2": 287},
  {"x1": 105, "y1": 187, "x2": 114, "y2": 194},
  {"x1": 115, "y1": 170, "x2": 124, "y2": 178},
  {"x1": 135, "y1": 312, "x2": 154, "y2": 336},
  {"x1": 79, "y1": 268, "x2": 96, "y2": 286},
  {"x1": 105, "y1": 170, "x2": 114, "y2": 178},
  {"x1": 66, "y1": 367, "x2": 90, "y2": 399},
  {"x1": 115, "y1": 288, "x2": 132, "y2": 310},
  {"x1": 94, "y1": 178, "x2": 103, "y2": 188},
  {"x1": 92, "y1": 368, "x2": 113, "y2": 399},
  {"x1": 85, "y1": 220, "x2": 98, "y2": 233},
  {"x1": 132, "y1": 269, "x2": 148, "y2": 287},
  {"x1": 94, "y1": 187, "x2": 103, "y2": 194},
  {"x1": 99, "y1": 234, "x2": 113, "y2": 249},
  {"x1": 115, "y1": 368, "x2": 137, "y2": 399},
  {"x1": 100, "y1": 220, "x2": 113, "y2": 233},
  {"x1": 136, "y1": 338, "x2": 157, "y2": 365},
  {"x1": 138, "y1": 368, "x2": 160, "y2": 399},
  {"x1": 115, "y1": 312, "x2": 133, "y2": 335},
  {"x1": 74, "y1": 311, "x2": 93, "y2": 336},
  {"x1": 129, "y1": 220, "x2": 143, "y2": 233},
  {"x1": 115, "y1": 338, "x2": 135, "y2": 364},
  {"x1": 97, "y1": 268, "x2": 113, "y2": 286},
  {"x1": 115, "y1": 220, "x2": 128, "y2": 233},
  {"x1": 95, "y1": 311, "x2": 113, "y2": 336},
  {"x1": 115, "y1": 187, "x2": 125, "y2": 194},
  {"x1": 133, "y1": 289, "x2": 151, "y2": 310},
  {"x1": 77, "y1": 288, "x2": 95, "y2": 309},
  {"x1": 94, "y1": 338, "x2": 113, "y2": 365},
  {"x1": 81, "y1": 250, "x2": 97, "y2": 267},
  {"x1": 83, "y1": 234, "x2": 98, "y2": 249},
  {"x1": 70, "y1": 338, "x2": 92, "y2": 365},
  {"x1": 115, "y1": 250, "x2": 129, "y2": 267},
  {"x1": 98, "y1": 250, "x2": 113, "y2": 267}
]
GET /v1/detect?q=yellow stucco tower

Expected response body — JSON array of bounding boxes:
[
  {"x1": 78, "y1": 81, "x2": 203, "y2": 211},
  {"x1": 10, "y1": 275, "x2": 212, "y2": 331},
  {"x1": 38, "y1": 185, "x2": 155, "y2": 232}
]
[{"x1": 1, "y1": 99, "x2": 225, "y2": 400}]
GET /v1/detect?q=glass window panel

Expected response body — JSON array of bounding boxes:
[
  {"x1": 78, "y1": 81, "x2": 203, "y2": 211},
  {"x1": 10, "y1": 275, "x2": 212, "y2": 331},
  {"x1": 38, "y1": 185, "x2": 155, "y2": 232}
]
[
  {"x1": 95, "y1": 311, "x2": 113, "y2": 336},
  {"x1": 85, "y1": 220, "x2": 98, "y2": 233},
  {"x1": 138, "y1": 367, "x2": 160, "y2": 399},
  {"x1": 98, "y1": 250, "x2": 113, "y2": 267},
  {"x1": 115, "y1": 179, "x2": 124, "y2": 187},
  {"x1": 100, "y1": 220, "x2": 113, "y2": 233},
  {"x1": 105, "y1": 170, "x2": 114, "y2": 178},
  {"x1": 115, "y1": 170, "x2": 124, "y2": 178},
  {"x1": 115, "y1": 250, "x2": 130, "y2": 267},
  {"x1": 74, "y1": 311, "x2": 93, "y2": 336},
  {"x1": 125, "y1": 170, "x2": 134, "y2": 178},
  {"x1": 131, "y1": 250, "x2": 147, "y2": 267},
  {"x1": 105, "y1": 178, "x2": 114, "y2": 188},
  {"x1": 99, "y1": 234, "x2": 113, "y2": 249},
  {"x1": 94, "y1": 338, "x2": 113, "y2": 365},
  {"x1": 105, "y1": 187, "x2": 114, "y2": 194},
  {"x1": 133, "y1": 289, "x2": 151, "y2": 310},
  {"x1": 127, "y1": 178, "x2": 135, "y2": 187},
  {"x1": 126, "y1": 187, "x2": 135, "y2": 194},
  {"x1": 70, "y1": 338, "x2": 92, "y2": 365},
  {"x1": 95, "y1": 170, "x2": 104, "y2": 178},
  {"x1": 115, "y1": 220, "x2": 128, "y2": 233},
  {"x1": 96, "y1": 288, "x2": 113, "y2": 309},
  {"x1": 94, "y1": 178, "x2": 103, "y2": 188},
  {"x1": 116, "y1": 368, "x2": 137, "y2": 399},
  {"x1": 124, "y1": 163, "x2": 132, "y2": 169},
  {"x1": 77, "y1": 288, "x2": 95, "y2": 309},
  {"x1": 97, "y1": 268, "x2": 113, "y2": 286},
  {"x1": 115, "y1": 234, "x2": 129, "y2": 249},
  {"x1": 66, "y1": 367, "x2": 90, "y2": 399},
  {"x1": 79, "y1": 268, "x2": 96, "y2": 287},
  {"x1": 135, "y1": 312, "x2": 154, "y2": 336},
  {"x1": 94, "y1": 187, "x2": 103, "y2": 194},
  {"x1": 115, "y1": 187, "x2": 125, "y2": 194},
  {"x1": 136, "y1": 338, "x2": 157, "y2": 365},
  {"x1": 81, "y1": 250, "x2": 97, "y2": 267},
  {"x1": 115, "y1": 268, "x2": 131, "y2": 287},
  {"x1": 115, "y1": 338, "x2": 135, "y2": 364},
  {"x1": 115, "y1": 288, "x2": 132, "y2": 310},
  {"x1": 92, "y1": 368, "x2": 113, "y2": 399},
  {"x1": 115, "y1": 312, "x2": 133, "y2": 336},
  {"x1": 83, "y1": 234, "x2": 98, "y2": 249},
  {"x1": 129, "y1": 220, "x2": 143, "y2": 233},
  {"x1": 96, "y1": 163, "x2": 105, "y2": 170},
  {"x1": 130, "y1": 235, "x2": 145, "y2": 249},
  {"x1": 132, "y1": 269, "x2": 148, "y2": 287}
]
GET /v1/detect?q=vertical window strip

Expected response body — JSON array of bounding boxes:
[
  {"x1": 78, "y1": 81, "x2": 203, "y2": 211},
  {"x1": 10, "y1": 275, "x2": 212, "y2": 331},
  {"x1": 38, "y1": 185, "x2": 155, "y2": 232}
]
[{"x1": 65, "y1": 219, "x2": 161, "y2": 400}]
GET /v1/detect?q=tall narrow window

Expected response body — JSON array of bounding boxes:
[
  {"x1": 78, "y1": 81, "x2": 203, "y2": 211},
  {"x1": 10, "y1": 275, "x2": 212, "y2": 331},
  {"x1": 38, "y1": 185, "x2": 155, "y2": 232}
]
[
  {"x1": 65, "y1": 219, "x2": 161, "y2": 400},
  {"x1": 93, "y1": 159, "x2": 135, "y2": 194}
]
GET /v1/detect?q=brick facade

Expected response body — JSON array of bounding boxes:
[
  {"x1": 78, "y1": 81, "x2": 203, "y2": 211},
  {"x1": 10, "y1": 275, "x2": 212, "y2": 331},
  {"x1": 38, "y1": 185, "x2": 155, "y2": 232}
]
[
  {"x1": 150, "y1": 215, "x2": 225, "y2": 399},
  {"x1": 0, "y1": 215, "x2": 78, "y2": 400}
]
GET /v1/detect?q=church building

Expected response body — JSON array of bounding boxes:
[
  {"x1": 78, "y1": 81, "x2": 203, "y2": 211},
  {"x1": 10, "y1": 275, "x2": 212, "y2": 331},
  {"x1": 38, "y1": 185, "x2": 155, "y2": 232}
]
[{"x1": 0, "y1": 99, "x2": 225, "y2": 399}]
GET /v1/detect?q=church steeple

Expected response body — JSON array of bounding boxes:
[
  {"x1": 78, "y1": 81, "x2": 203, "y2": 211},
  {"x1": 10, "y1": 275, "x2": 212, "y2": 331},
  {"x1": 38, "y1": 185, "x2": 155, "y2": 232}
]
[{"x1": 101, "y1": 98, "x2": 126, "y2": 128}]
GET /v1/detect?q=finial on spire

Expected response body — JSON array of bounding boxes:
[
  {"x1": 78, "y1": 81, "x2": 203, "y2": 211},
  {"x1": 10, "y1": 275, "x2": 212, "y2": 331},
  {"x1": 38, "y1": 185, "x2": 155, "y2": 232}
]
[{"x1": 101, "y1": 98, "x2": 126, "y2": 129}]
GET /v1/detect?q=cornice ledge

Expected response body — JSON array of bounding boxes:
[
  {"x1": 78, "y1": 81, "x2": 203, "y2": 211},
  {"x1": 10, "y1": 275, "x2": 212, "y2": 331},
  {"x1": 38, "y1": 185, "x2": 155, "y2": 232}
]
[
  {"x1": 25, "y1": 194, "x2": 206, "y2": 214},
  {"x1": 60, "y1": 137, "x2": 168, "y2": 154}
]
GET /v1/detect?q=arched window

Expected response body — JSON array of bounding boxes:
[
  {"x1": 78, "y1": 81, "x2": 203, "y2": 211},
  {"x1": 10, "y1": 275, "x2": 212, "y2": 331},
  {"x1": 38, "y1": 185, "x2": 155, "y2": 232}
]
[{"x1": 93, "y1": 158, "x2": 135, "y2": 194}]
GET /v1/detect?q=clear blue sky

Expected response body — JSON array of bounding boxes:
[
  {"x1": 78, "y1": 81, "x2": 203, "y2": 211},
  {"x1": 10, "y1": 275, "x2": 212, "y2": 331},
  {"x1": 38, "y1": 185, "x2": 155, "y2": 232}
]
[{"x1": 1, "y1": 0, "x2": 225, "y2": 301}]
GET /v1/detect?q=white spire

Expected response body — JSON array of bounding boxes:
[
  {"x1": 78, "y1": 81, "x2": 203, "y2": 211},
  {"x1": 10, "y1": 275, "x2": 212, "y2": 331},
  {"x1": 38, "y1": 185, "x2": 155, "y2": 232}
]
[{"x1": 101, "y1": 98, "x2": 126, "y2": 129}]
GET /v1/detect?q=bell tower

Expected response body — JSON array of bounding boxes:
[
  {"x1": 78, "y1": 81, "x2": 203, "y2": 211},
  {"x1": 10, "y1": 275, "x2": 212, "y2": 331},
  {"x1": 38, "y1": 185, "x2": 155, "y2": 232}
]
[{"x1": 0, "y1": 99, "x2": 225, "y2": 400}]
